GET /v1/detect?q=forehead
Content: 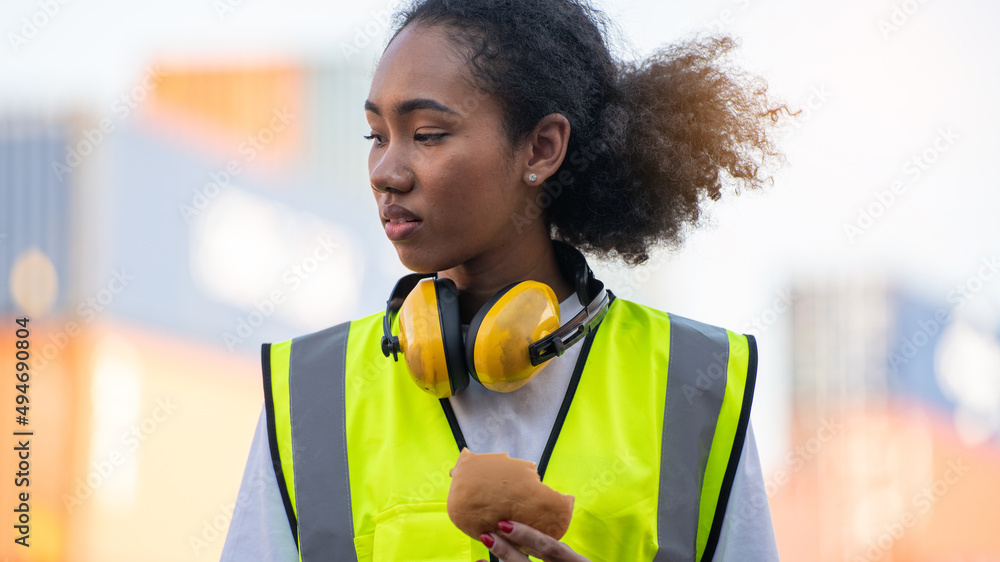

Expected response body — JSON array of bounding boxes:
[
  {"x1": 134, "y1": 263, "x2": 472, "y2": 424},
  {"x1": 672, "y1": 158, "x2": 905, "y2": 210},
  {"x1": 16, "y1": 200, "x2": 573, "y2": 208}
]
[{"x1": 367, "y1": 24, "x2": 482, "y2": 117}]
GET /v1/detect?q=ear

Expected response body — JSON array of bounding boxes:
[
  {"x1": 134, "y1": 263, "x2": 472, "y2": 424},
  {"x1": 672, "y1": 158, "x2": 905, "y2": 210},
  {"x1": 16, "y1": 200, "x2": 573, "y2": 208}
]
[{"x1": 523, "y1": 113, "x2": 571, "y2": 184}]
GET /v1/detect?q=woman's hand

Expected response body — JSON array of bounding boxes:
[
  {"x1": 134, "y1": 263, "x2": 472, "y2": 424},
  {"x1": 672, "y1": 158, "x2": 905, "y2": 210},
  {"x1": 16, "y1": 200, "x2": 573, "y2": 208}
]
[{"x1": 476, "y1": 520, "x2": 590, "y2": 562}]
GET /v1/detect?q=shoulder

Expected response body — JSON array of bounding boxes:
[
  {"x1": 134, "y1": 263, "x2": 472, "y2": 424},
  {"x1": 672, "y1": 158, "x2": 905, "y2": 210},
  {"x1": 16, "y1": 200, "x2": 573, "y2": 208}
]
[
  {"x1": 604, "y1": 295, "x2": 748, "y2": 339},
  {"x1": 601, "y1": 295, "x2": 757, "y2": 382}
]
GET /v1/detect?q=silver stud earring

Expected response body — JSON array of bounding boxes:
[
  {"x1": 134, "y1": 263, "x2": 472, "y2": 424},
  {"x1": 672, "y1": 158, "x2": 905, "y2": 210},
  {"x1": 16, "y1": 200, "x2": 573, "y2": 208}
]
[{"x1": 528, "y1": 173, "x2": 537, "y2": 183}]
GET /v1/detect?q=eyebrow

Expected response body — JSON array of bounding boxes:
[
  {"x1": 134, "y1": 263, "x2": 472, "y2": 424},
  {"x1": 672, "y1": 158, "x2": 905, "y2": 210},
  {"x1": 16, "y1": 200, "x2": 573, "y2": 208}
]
[{"x1": 364, "y1": 97, "x2": 459, "y2": 118}]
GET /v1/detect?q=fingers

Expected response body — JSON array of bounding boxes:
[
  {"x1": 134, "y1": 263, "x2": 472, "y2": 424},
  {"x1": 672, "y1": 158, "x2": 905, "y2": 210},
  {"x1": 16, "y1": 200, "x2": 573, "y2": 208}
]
[
  {"x1": 493, "y1": 520, "x2": 586, "y2": 562},
  {"x1": 480, "y1": 532, "x2": 530, "y2": 562}
]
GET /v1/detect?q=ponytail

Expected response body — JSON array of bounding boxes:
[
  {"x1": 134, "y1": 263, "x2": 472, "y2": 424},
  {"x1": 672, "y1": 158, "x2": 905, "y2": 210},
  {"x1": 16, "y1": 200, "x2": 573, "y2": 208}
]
[{"x1": 549, "y1": 34, "x2": 791, "y2": 264}]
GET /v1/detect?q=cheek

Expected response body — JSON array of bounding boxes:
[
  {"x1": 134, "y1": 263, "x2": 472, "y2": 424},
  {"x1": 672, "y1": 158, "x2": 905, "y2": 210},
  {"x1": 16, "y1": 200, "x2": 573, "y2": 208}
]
[
  {"x1": 418, "y1": 137, "x2": 521, "y2": 228},
  {"x1": 437, "y1": 170, "x2": 513, "y2": 221},
  {"x1": 447, "y1": 152, "x2": 517, "y2": 204}
]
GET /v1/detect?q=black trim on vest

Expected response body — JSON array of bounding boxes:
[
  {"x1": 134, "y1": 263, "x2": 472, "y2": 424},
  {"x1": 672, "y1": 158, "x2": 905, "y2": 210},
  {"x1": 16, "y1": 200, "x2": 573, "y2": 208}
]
[
  {"x1": 700, "y1": 334, "x2": 758, "y2": 561},
  {"x1": 261, "y1": 343, "x2": 299, "y2": 546},
  {"x1": 439, "y1": 398, "x2": 468, "y2": 452},
  {"x1": 441, "y1": 393, "x2": 475, "y2": 562},
  {"x1": 536, "y1": 291, "x2": 616, "y2": 480}
]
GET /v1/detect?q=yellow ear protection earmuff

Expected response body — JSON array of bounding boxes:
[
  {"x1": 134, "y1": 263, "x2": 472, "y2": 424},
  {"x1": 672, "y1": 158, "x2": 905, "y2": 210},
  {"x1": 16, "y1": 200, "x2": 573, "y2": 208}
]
[
  {"x1": 381, "y1": 241, "x2": 611, "y2": 398},
  {"x1": 380, "y1": 273, "x2": 469, "y2": 398}
]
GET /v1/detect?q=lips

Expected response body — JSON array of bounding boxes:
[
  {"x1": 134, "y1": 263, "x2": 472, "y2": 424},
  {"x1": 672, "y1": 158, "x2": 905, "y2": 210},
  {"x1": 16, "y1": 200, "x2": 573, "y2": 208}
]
[
  {"x1": 381, "y1": 204, "x2": 422, "y2": 223},
  {"x1": 381, "y1": 204, "x2": 423, "y2": 241}
]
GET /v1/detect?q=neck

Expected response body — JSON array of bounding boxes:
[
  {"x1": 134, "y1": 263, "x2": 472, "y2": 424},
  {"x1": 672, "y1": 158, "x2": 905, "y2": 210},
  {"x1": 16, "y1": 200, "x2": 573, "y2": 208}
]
[{"x1": 438, "y1": 238, "x2": 575, "y2": 324}]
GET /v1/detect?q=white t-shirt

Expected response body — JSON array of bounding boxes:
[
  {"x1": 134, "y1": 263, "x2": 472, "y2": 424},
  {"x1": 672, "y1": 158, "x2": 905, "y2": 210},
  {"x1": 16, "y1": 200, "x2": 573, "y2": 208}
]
[{"x1": 221, "y1": 296, "x2": 780, "y2": 561}]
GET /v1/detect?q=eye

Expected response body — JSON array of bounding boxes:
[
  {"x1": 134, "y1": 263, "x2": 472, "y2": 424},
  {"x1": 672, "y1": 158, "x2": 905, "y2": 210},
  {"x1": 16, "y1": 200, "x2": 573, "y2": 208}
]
[
  {"x1": 363, "y1": 133, "x2": 386, "y2": 147},
  {"x1": 364, "y1": 132, "x2": 446, "y2": 147},
  {"x1": 414, "y1": 133, "x2": 446, "y2": 143}
]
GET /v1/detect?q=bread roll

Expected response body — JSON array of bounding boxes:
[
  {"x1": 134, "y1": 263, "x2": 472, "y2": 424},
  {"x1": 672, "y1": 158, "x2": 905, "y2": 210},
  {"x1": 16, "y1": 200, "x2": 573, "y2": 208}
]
[{"x1": 447, "y1": 448, "x2": 574, "y2": 540}]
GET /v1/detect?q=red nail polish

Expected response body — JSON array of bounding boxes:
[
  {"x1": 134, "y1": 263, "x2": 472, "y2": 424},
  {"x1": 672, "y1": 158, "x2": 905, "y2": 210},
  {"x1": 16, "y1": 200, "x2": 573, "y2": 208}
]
[
  {"x1": 498, "y1": 520, "x2": 514, "y2": 533},
  {"x1": 480, "y1": 533, "x2": 495, "y2": 548}
]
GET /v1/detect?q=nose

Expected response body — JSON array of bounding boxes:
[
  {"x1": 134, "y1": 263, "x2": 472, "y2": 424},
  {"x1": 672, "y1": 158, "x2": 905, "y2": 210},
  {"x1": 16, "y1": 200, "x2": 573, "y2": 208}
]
[{"x1": 369, "y1": 142, "x2": 414, "y2": 194}]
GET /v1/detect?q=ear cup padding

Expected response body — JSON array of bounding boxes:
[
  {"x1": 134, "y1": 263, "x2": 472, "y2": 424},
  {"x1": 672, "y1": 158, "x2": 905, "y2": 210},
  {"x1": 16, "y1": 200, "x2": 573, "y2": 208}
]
[{"x1": 435, "y1": 278, "x2": 470, "y2": 396}]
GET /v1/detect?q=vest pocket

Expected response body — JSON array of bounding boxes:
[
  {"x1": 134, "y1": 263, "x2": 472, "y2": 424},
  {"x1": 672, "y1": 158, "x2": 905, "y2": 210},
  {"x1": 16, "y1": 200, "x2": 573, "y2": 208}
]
[
  {"x1": 373, "y1": 501, "x2": 472, "y2": 562},
  {"x1": 354, "y1": 533, "x2": 374, "y2": 560}
]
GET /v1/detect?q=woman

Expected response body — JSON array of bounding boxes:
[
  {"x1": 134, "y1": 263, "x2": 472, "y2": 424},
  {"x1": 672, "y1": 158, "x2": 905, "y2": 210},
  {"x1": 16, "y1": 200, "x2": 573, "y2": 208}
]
[{"x1": 222, "y1": 0, "x2": 789, "y2": 560}]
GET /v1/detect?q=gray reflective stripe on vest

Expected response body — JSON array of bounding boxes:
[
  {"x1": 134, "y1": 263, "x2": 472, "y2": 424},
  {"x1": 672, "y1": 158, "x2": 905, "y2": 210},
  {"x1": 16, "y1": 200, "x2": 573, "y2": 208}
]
[
  {"x1": 655, "y1": 315, "x2": 730, "y2": 562},
  {"x1": 288, "y1": 322, "x2": 357, "y2": 561}
]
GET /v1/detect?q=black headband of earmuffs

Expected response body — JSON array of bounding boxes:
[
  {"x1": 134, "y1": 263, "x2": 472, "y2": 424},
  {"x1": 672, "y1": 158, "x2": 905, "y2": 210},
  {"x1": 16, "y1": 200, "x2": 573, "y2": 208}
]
[
  {"x1": 380, "y1": 240, "x2": 611, "y2": 365},
  {"x1": 527, "y1": 241, "x2": 610, "y2": 366},
  {"x1": 380, "y1": 271, "x2": 434, "y2": 360}
]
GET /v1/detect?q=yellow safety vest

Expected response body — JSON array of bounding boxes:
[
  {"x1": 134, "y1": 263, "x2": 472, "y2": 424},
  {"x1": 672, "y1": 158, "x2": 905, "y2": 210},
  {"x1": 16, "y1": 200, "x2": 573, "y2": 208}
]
[{"x1": 262, "y1": 295, "x2": 756, "y2": 561}]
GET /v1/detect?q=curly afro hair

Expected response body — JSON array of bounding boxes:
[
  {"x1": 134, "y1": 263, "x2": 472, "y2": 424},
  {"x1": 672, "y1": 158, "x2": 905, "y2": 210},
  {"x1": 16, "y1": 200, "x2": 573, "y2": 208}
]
[{"x1": 386, "y1": 0, "x2": 793, "y2": 265}]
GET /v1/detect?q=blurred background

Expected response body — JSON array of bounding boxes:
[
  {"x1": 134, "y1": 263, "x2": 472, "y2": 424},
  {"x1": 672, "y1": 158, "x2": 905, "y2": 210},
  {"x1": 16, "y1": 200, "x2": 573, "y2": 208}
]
[{"x1": 1, "y1": 0, "x2": 999, "y2": 560}]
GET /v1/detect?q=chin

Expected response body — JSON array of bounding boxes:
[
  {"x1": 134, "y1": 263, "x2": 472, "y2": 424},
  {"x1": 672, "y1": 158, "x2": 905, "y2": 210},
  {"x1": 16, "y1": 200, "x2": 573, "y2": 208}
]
[{"x1": 391, "y1": 243, "x2": 448, "y2": 274}]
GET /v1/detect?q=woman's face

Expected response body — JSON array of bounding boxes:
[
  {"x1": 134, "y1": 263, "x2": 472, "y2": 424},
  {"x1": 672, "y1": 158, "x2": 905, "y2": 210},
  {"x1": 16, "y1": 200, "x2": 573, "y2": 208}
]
[{"x1": 365, "y1": 24, "x2": 535, "y2": 274}]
